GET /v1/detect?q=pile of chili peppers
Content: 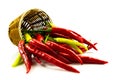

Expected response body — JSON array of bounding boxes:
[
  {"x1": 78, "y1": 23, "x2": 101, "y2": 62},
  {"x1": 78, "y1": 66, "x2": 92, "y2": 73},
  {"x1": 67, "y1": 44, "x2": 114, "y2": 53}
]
[{"x1": 12, "y1": 27, "x2": 108, "y2": 73}]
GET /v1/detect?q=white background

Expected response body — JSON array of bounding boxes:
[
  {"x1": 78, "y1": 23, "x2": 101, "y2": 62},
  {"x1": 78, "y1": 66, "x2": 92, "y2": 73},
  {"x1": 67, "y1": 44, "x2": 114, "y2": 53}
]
[{"x1": 0, "y1": 0, "x2": 120, "y2": 80}]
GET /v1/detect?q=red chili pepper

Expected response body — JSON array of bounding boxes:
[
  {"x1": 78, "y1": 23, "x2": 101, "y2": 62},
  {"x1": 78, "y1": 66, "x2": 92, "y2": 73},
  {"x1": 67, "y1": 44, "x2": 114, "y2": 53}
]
[
  {"x1": 25, "y1": 44, "x2": 80, "y2": 73},
  {"x1": 29, "y1": 39, "x2": 71, "y2": 64},
  {"x1": 33, "y1": 55, "x2": 41, "y2": 64},
  {"x1": 45, "y1": 41, "x2": 83, "y2": 64},
  {"x1": 59, "y1": 52, "x2": 108, "y2": 64},
  {"x1": 50, "y1": 33, "x2": 70, "y2": 39},
  {"x1": 18, "y1": 40, "x2": 31, "y2": 73},
  {"x1": 34, "y1": 33, "x2": 44, "y2": 42},
  {"x1": 79, "y1": 55, "x2": 108, "y2": 64},
  {"x1": 79, "y1": 43, "x2": 97, "y2": 52},
  {"x1": 83, "y1": 38, "x2": 97, "y2": 50},
  {"x1": 27, "y1": 52, "x2": 33, "y2": 65},
  {"x1": 59, "y1": 52, "x2": 76, "y2": 63},
  {"x1": 88, "y1": 43, "x2": 97, "y2": 50},
  {"x1": 51, "y1": 27, "x2": 84, "y2": 42},
  {"x1": 69, "y1": 32, "x2": 97, "y2": 51},
  {"x1": 70, "y1": 30, "x2": 97, "y2": 50},
  {"x1": 51, "y1": 27, "x2": 97, "y2": 50}
]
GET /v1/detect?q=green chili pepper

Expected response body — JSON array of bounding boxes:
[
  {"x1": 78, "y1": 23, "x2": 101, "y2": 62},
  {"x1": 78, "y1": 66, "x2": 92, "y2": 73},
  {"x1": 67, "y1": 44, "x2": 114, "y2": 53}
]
[
  {"x1": 24, "y1": 33, "x2": 32, "y2": 42},
  {"x1": 12, "y1": 33, "x2": 32, "y2": 67},
  {"x1": 12, "y1": 53, "x2": 23, "y2": 67},
  {"x1": 70, "y1": 44, "x2": 83, "y2": 54},
  {"x1": 53, "y1": 37, "x2": 88, "y2": 51}
]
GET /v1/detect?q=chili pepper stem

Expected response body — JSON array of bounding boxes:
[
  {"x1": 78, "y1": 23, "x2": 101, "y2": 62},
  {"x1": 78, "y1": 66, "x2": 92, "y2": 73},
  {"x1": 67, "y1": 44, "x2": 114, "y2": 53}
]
[{"x1": 44, "y1": 34, "x2": 50, "y2": 43}]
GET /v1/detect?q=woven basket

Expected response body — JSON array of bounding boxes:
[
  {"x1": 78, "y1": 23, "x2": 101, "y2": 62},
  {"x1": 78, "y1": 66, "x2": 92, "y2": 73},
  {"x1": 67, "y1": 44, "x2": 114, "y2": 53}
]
[{"x1": 8, "y1": 8, "x2": 52, "y2": 45}]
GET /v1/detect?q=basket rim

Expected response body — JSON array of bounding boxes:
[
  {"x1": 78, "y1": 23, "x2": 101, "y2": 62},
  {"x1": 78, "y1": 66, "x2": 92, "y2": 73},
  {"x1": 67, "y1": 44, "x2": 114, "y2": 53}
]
[{"x1": 18, "y1": 8, "x2": 42, "y2": 39}]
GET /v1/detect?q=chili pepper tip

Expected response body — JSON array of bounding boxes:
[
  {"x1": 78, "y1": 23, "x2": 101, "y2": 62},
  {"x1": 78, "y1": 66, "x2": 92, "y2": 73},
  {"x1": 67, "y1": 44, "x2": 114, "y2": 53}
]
[
  {"x1": 80, "y1": 55, "x2": 108, "y2": 64},
  {"x1": 103, "y1": 61, "x2": 108, "y2": 64}
]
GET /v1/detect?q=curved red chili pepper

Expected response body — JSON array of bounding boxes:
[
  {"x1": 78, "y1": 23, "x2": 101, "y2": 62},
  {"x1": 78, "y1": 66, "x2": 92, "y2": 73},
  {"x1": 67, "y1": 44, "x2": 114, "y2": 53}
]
[
  {"x1": 59, "y1": 52, "x2": 108, "y2": 64},
  {"x1": 69, "y1": 30, "x2": 97, "y2": 50},
  {"x1": 25, "y1": 44, "x2": 80, "y2": 73},
  {"x1": 18, "y1": 40, "x2": 31, "y2": 73},
  {"x1": 45, "y1": 41, "x2": 83, "y2": 64},
  {"x1": 59, "y1": 52, "x2": 77, "y2": 63},
  {"x1": 29, "y1": 39, "x2": 71, "y2": 64},
  {"x1": 33, "y1": 55, "x2": 41, "y2": 64},
  {"x1": 51, "y1": 27, "x2": 97, "y2": 50},
  {"x1": 79, "y1": 55, "x2": 108, "y2": 64},
  {"x1": 83, "y1": 38, "x2": 97, "y2": 50},
  {"x1": 79, "y1": 43, "x2": 97, "y2": 52},
  {"x1": 50, "y1": 33, "x2": 70, "y2": 39},
  {"x1": 51, "y1": 27, "x2": 84, "y2": 42}
]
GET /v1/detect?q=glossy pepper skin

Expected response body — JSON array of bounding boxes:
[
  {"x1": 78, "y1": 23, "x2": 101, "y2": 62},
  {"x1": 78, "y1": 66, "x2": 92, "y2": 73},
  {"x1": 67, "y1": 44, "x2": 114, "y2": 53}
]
[
  {"x1": 51, "y1": 27, "x2": 84, "y2": 42},
  {"x1": 34, "y1": 33, "x2": 44, "y2": 42},
  {"x1": 10, "y1": 8, "x2": 108, "y2": 74},
  {"x1": 51, "y1": 27, "x2": 97, "y2": 50},
  {"x1": 45, "y1": 41, "x2": 83, "y2": 64},
  {"x1": 53, "y1": 37, "x2": 88, "y2": 51},
  {"x1": 79, "y1": 55, "x2": 108, "y2": 64},
  {"x1": 29, "y1": 39, "x2": 71, "y2": 64},
  {"x1": 69, "y1": 30, "x2": 97, "y2": 50},
  {"x1": 18, "y1": 40, "x2": 31, "y2": 73},
  {"x1": 25, "y1": 44, "x2": 80, "y2": 73},
  {"x1": 78, "y1": 43, "x2": 97, "y2": 53},
  {"x1": 13, "y1": 28, "x2": 107, "y2": 73},
  {"x1": 58, "y1": 42, "x2": 107, "y2": 64},
  {"x1": 59, "y1": 52, "x2": 108, "y2": 64},
  {"x1": 33, "y1": 55, "x2": 41, "y2": 64}
]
